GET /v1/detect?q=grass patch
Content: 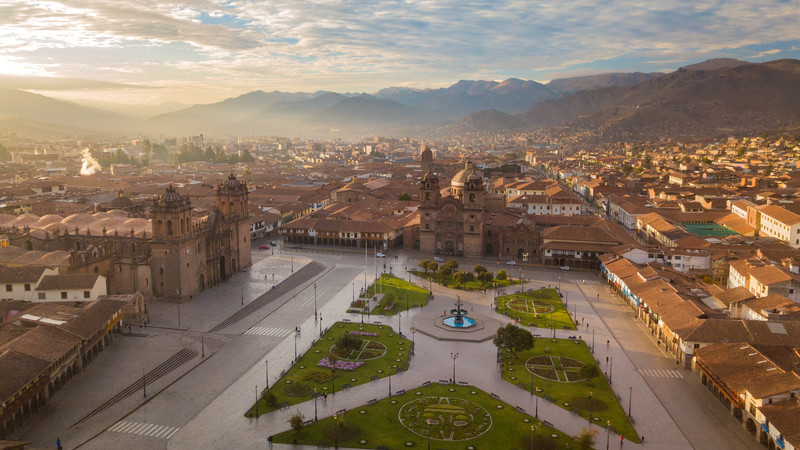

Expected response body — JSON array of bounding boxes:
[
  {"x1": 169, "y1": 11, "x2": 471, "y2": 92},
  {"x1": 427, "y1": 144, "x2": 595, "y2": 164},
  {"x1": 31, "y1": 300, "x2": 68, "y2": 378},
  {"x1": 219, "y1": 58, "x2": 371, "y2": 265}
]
[
  {"x1": 271, "y1": 384, "x2": 574, "y2": 449},
  {"x1": 500, "y1": 338, "x2": 640, "y2": 443},
  {"x1": 410, "y1": 270, "x2": 522, "y2": 291},
  {"x1": 363, "y1": 273, "x2": 430, "y2": 316},
  {"x1": 246, "y1": 322, "x2": 410, "y2": 416},
  {"x1": 496, "y1": 288, "x2": 576, "y2": 331}
]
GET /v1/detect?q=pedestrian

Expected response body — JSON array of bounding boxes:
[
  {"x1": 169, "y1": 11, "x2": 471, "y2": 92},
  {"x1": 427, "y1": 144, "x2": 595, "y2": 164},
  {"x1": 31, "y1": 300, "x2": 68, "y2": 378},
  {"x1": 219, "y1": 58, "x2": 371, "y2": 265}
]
[
  {"x1": 56, "y1": 437, "x2": 62, "y2": 450},
  {"x1": 268, "y1": 435, "x2": 273, "y2": 447},
  {"x1": 606, "y1": 356, "x2": 609, "y2": 364},
  {"x1": 607, "y1": 339, "x2": 610, "y2": 347},
  {"x1": 641, "y1": 435, "x2": 644, "y2": 442}
]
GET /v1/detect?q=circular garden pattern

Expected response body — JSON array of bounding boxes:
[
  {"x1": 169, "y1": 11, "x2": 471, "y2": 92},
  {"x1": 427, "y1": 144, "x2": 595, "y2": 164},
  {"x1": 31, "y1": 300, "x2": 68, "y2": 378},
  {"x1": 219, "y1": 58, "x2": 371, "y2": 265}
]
[
  {"x1": 398, "y1": 397, "x2": 492, "y2": 441},
  {"x1": 506, "y1": 298, "x2": 554, "y2": 315},
  {"x1": 330, "y1": 340, "x2": 387, "y2": 360},
  {"x1": 526, "y1": 355, "x2": 587, "y2": 382}
]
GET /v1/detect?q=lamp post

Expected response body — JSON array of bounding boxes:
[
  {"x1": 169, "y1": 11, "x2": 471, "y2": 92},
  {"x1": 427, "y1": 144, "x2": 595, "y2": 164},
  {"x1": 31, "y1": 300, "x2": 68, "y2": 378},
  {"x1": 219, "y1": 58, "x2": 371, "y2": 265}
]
[
  {"x1": 588, "y1": 391, "x2": 593, "y2": 425},
  {"x1": 606, "y1": 420, "x2": 611, "y2": 450},
  {"x1": 628, "y1": 386, "x2": 632, "y2": 418},
  {"x1": 592, "y1": 329, "x2": 595, "y2": 353},
  {"x1": 399, "y1": 311, "x2": 402, "y2": 335},
  {"x1": 609, "y1": 356, "x2": 613, "y2": 384},
  {"x1": 176, "y1": 289, "x2": 181, "y2": 327},
  {"x1": 333, "y1": 413, "x2": 339, "y2": 449},
  {"x1": 255, "y1": 385, "x2": 259, "y2": 418},
  {"x1": 313, "y1": 388, "x2": 318, "y2": 421},
  {"x1": 294, "y1": 329, "x2": 298, "y2": 360},
  {"x1": 142, "y1": 368, "x2": 147, "y2": 398},
  {"x1": 426, "y1": 418, "x2": 433, "y2": 450},
  {"x1": 314, "y1": 283, "x2": 318, "y2": 322},
  {"x1": 411, "y1": 328, "x2": 416, "y2": 354},
  {"x1": 450, "y1": 352, "x2": 459, "y2": 384},
  {"x1": 531, "y1": 425, "x2": 536, "y2": 450},
  {"x1": 201, "y1": 332, "x2": 205, "y2": 358},
  {"x1": 265, "y1": 360, "x2": 269, "y2": 390},
  {"x1": 389, "y1": 371, "x2": 392, "y2": 396},
  {"x1": 241, "y1": 286, "x2": 244, "y2": 306},
  {"x1": 535, "y1": 387, "x2": 539, "y2": 418},
  {"x1": 291, "y1": 256, "x2": 294, "y2": 273}
]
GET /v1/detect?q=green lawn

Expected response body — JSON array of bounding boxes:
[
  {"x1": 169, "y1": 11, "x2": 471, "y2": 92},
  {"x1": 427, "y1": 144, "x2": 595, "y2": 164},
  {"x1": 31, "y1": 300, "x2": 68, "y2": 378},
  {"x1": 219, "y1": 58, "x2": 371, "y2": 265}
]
[
  {"x1": 500, "y1": 338, "x2": 640, "y2": 443},
  {"x1": 247, "y1": 322, "x2": 410, "y2": 416},
  {"x1": 410, "y1": 270, "x2": 522, "y2": 291},
  {"x1": 496, "y1": 288, "x2": 576, "y2": 331},
  {"x1": 359, "y1": 273, "x2": 430, "y2": 316},
  {"x1": 272, "y1": 383, "x2": 576, "y2": 449}
]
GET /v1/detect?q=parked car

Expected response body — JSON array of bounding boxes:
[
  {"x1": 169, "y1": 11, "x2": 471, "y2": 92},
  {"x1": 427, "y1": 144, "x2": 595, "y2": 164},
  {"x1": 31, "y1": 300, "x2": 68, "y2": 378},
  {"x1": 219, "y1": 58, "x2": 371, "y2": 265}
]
[
  {"x1": 270, "y1": 241, "x2": 277, "y2": 246},
  {"x1": 506, "y1": 260, "x2": 517, "y2": 265},
  {"x1": 292, "y1": 244, "x2": 302, "y2": 249},
  {"x1": 560, "y1": 266, "x2": 570, "y2": 271},
  {"x1": 258, "y1": 245, "x2": 269, "y2": 250},
  {"x1": 376, "y1": 252, "x2": 386, "y2": 258},
  {"x1": 434, "y1": 256, "x2": 444, "y2": 263}
]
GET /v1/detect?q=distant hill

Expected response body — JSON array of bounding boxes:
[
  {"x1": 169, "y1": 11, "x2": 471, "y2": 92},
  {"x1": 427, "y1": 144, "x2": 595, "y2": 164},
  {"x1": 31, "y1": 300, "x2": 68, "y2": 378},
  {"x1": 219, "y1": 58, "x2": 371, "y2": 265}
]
[
  {"x1": 681, "y1": 58, "x2": 748, "y2": 71},
  {"x1": 514, "y1": 59, "x2": 800, "y2": 141},
  {"x1": 0, "y1": 88, "x2": 137, "y2": 133},
  {"x1": 545, "y1": 72, "x2": 663, "y2": 96}
]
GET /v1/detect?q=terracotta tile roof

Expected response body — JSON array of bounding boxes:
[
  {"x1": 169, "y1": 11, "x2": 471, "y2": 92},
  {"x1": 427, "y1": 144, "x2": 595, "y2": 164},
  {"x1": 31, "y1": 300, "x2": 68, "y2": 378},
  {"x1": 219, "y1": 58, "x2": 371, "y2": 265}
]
[
  {"x1": 759, "y1": 400, "x2": 800, "y2": 446},
  {"x1": 695, "y1": 342, "x2": 800, "y2": 398},
  {"x1": 0, "y1": 349, "x2": 50, "y2": 402},
  {"x1": 712, "y1": 287, "x2": 755, "y2": 306},
  {"x1": 36, "y1": 274, "x2": 101, "y2": 291},
  {"x1": 0, "y1": 266, "x2": 47, "y2": 283},
  {"x1": 58, "y1": 298, "x2": 128, "y2": 340},
  {"x1": 4, "y1": 325, "x2": 80, "y2": 363},
  {"x1": 759, "y1": 204, "x2": 800, "y2": 225}
]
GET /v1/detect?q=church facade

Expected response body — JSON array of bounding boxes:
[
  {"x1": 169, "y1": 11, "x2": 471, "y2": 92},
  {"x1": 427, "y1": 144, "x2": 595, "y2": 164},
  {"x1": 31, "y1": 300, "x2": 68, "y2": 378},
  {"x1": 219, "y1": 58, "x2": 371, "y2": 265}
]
[{"x1": 0, "y1": 174, "x2": 251, "y2": 303}]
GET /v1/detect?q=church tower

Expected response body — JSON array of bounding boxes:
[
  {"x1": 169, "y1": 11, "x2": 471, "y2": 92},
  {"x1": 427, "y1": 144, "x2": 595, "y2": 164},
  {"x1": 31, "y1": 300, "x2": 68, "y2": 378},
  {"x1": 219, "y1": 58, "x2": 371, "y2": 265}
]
[
  {"x1": 420, "y1": 145, "x2": 433, "y2": 172},
  {"x1": 215, "y1": 173, "x2": 251, "y2": 274},
  {"x1": 419, "y1": 169, "x2": 440, "y2": 253},
  {"x1": 150, "y1": 184, "x2": 194, "y2": 301}
]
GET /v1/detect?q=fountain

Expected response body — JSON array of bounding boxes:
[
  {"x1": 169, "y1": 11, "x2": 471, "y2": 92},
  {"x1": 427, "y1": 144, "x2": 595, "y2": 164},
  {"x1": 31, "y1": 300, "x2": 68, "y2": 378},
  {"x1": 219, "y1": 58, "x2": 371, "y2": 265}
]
[{"x1": 443, "y1": 296, "x2": 475, "y2": 328}]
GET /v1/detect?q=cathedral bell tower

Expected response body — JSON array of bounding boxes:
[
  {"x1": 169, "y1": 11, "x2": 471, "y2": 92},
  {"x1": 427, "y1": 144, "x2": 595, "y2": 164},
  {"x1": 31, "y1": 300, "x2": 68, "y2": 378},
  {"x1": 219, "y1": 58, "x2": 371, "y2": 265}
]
[
  {"x1": 150, "y1": 184, "x2": 193, "y2": 301},
  {"x1": 214, "y1": 173, "x2": 251, "y2": 274}
]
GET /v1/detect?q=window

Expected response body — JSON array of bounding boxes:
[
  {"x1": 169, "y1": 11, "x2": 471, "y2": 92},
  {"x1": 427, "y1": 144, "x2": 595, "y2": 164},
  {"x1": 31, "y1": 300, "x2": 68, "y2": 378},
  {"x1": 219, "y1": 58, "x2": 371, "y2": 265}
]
[
  {"x1": 84, "y1": 291, "x2": 90, "y2": 298},
  {"x1": 425, "y1": 223, "x2": 430, "y2": 230},
  {"x1": 470, "y1": 225, "x2": 475, "y2": 232},
  {"x1": 674, "y1": 256, "x2": 681, "y2": 260},
  {"x1": 5, "y1": 284, "x2": 10, "y2": 292},
  {"x1": 38, "y1": 293, "x2": 46, "y2": 300},
  {"x1": 61, "y1": 292, "x2": 68, "y2": 299},
  {"x1": 24, "y1": 284, "x2": 30, "y2": 291}
]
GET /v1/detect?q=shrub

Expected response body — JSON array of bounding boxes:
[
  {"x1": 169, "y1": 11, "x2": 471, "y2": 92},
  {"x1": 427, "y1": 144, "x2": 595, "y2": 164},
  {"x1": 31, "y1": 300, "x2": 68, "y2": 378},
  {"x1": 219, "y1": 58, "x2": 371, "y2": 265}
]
[
  {"x1": 337, "y1": 334, "x2": 363, "y2": 352},
  {"x1": 496, "y1": 269, "x2": 508, "y2": 281},
  {"x1": 263, "y1": 391, "x2": 278, "y2": 407},
  {"x1": 290, "y1": 411, "x2": 305, "y2": 434}
]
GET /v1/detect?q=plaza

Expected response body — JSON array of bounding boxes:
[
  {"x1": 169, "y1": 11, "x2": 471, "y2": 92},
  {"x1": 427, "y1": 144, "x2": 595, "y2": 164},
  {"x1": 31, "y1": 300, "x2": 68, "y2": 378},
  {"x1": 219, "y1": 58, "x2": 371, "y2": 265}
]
[{"x1": 16, "y1": 242, "x2": 761, "y2": 449}]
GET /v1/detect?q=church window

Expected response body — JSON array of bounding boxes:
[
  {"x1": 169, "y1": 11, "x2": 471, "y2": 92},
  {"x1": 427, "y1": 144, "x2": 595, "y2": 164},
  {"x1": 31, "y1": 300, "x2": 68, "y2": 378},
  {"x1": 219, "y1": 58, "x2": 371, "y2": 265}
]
[
  {"x1": 425, "y1": 224, "x2": 430, "y2": 230},
  {"x1": 94, "y1": 266, "x2": 99, "y2": 273},
  {"x1": 156, "y1": 220, "x2": 163, "y2": 235},
  {"x1": 487, "y1": 230, "x2": 492, "y2": 237},
  {"x1": 160, "y1": 268, "x2": 164, "y2": 275},
  {"x1": 131, "y1": 243, "x2": 136, "y2": 253},
  {"x1": 167, "y1": 220, "x2": 173, "y2": 236},
  {"x1": 425, "y1": 213, "x2": 430, "y2": 217},
  {"x1": 470, "y1": 215, "x2": 474, "y2": 220},
  {"x1": 470, "y1": 193, "x2": 475, "y2": 202},
  {"x1": 425, "y1": 192, "x2": 431, "y2": 200},
  {"x1": 26, "y1": 241, "x2": 33, "y2": 250},
  {"x1": 470, "y1": 225, "x2": 475, "y2": 232}
]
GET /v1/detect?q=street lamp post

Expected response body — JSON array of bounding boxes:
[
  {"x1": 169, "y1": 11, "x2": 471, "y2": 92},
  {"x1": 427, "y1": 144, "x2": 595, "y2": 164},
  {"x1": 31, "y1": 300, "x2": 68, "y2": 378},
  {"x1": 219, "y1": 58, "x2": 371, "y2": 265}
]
[
  {"x1": 313, "y1": 388, "x2": 318, "y2": 421},
  {"x1": 291, "y1": 256, "x2": 294, "y2": 273},
  {"x1": 530, "y1": 425, "x2": 535, "y2": 450},
  {"x1": 319, "y1": 314, "x2": 323, "y2": 337},
  {"x1": 592, "y1": 329, "x2": 595, "y2": 353},
  {"x1": 628, "y1": 386, "x2": 632, "y2": 418},
  {"x1": 241, "y1": 287, "x2": 243, "y2": 306},
  {"x1": 142, "y1": 368, "x2": 147, "y2": 398},
  {"x1": 451, "y1": 352, "x2": 459, "y2": 384},
  {"x1": 535, "y1": 387, "x2": 539, "y2": 418},
  {"x1": 389, "y1": 371, "x2": 392, "y2": 396},
  {"x1": 411, "y1": 328, "x2": 416, "y2": 354},
  {"x1": 609, "y1": 356, "x2": 613, "y2": 384},
  {"x1": 314, "y1": 283, "x2": 318, "y2": 322},
  {"x1": 426, "y1": 419, "x2": 433, "y2": 450},
  {"x1": 265, "y1": 360, "x2": 269, "y2": 390},
  {"x1": 606, "y1": 420, "x2": 611, "y2": 450},
  {"x1": 333, "y1": 413, "x2": 339, "y2": 449},
  {"x1": 201, "y1": 333, "x2": 205, "y2": 358},
  {"x1": 255, "y1": 385, "x2": 259, "y2": 418},
  {"x1": 294, "y1": 329, "x2": 298, "y2": 361}
]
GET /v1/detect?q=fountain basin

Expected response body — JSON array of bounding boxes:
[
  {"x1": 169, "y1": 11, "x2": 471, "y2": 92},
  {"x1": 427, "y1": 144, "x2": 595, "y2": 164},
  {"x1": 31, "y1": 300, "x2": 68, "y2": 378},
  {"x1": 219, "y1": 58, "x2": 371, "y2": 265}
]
[{"x1": 443, "y1": 316, "x2": 476, "y2": 328}]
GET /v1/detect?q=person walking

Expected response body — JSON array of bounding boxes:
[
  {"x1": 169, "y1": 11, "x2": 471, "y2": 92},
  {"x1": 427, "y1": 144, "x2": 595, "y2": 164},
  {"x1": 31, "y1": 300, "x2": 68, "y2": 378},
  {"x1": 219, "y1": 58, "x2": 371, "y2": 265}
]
[{"x1": 56, "y1": 437, "x2": 62, "y2": 450}]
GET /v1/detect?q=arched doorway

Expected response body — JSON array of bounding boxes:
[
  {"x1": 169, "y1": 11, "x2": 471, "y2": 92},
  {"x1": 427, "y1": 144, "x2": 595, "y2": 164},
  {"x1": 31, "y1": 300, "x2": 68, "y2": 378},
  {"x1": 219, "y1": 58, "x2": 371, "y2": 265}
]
[
  {"x1": 445, "y1": 241, "x2": 454, "y2": 254},
  {"x1": 219, "y1": 256, "x2": 226, "y2": 280},
  {"x1": 485, "y1": 243, "x2": 494, "y2": 256},
  {"x1": 517, "y1": 248, "x2": 525, "y2": 260},
  {"x1": 231, "y1": 258, "x2": 237, "y2": 273},
  {"x1": 199, "y1": 274, "x2": 205, "y2": 291}
]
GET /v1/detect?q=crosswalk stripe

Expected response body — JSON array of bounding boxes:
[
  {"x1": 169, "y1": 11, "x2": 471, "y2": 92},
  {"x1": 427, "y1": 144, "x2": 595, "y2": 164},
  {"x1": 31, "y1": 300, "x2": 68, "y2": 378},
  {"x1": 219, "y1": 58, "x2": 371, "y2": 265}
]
[
  {"x1": 110, "y1": 421, "x2": 180, "y2": 439},
  {"x1": 245, "y1": 326, "x2": 291, "y2": 337},
  {"x1": 640, "y1": 368, "x2": 683, "y2": 378}
]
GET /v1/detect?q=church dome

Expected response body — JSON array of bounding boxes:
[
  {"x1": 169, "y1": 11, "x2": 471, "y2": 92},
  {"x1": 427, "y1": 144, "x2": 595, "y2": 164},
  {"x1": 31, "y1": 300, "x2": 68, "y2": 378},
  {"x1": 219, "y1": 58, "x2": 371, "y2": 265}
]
[
  {"x1": 420, "y1": 146, "x2": 432, "y2": 158},
  {"x1": 224, "y1": 173, "x2": 243, "y2": 190},
  {"x1": 451, "y1": 159, "x2": 483, "y2": 188},
  {"x1": 108, "y1": 190, "x2": 134, "y2": 209},
  {"x1": 163, "y1": 184, "x2": 183, "y2": 203}
]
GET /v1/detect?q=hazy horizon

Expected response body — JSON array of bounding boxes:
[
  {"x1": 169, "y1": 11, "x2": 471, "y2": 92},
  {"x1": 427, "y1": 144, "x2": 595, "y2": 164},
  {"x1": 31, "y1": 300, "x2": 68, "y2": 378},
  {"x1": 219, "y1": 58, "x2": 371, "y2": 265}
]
[{"x1": 2, "y1": 1, "x2": 800, "y2": 106}]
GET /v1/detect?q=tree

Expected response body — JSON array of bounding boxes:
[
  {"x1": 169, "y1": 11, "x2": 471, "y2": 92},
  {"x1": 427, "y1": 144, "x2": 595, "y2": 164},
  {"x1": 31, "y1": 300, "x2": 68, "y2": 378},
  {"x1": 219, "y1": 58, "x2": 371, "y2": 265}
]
[
  {"x1": 336, "y1": 334, "x2": 362, "y2": 353},
  {"x1": 425, "y1": 261, "x2": 439, "y2": 273},
  {"x1": 290, "y1": 411, "x2": 305, "y2": 434},
  {"x1": 263, "y1": 391, "x2": 278, "y2": 407},
  {"x1": 473, "y1": 265, "x2": 487, "y2": 276},
  {"x1": 0, "y1": 144, "x2": 11, "y2": 162},
  {"x1": 493, "y1": 324, "x2": 534, "y2": 358},
  {"x1": 574, "y1": 427, "x2": 598, "y2": 450},
  {"x1": 443, "y1": 260, "x2": 459, "y2": 272},
  {"x1": 398, "y1": 193, "x2": 412, "y2": 201},
  {"x1": 460, "y1": 271, "x2": 475, "y2": 283},
  {"x1": 438, "y1": 264, "x2": 454, "y2": 280},
  {"x1": 478, "y1": 271, "x2": 494, "y2": 287},
  {"x1": 496, "y1": 269, "x2": 508, "y2": 281},
  {"x1": 418, "y1": 259, "x2": 433, "y2": 273},
  {"x1": 578, "y1": 364, "x2": 600, "y2": 380}
]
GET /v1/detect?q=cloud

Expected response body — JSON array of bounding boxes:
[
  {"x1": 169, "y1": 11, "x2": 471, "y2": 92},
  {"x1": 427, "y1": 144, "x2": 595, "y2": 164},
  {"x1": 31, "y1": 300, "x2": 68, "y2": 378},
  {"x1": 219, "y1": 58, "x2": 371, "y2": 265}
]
[
  {"x1": 1, "y1": 0, "x2": 799, "y2": 103},
  {"x1": 0, "y1": 74, "x2": 151, "y2": 90},
  {"x1": 747, "y1": 48, "x2": 782, "y2": 59}
]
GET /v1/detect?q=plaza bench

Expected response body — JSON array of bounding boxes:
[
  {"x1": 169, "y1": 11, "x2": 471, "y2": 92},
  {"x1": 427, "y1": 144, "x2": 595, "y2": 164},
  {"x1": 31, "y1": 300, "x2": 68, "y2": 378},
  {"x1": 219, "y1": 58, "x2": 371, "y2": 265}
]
[
  {"x1": 490, "y1": 393, "x2": 500, "y2": 399},
  {"x1": 439, "y1": 379, "x2": 449, "y2": 384},
  {"x1": 370, "y1": 375, "x2": 379, "y2": 382},
  {"x1": 336, "y1": 408, "x2": 347, "y2": 415},
  {"x1": 458, "y1": 381, "x2": 468, "y2": 385},
  {"x1": 373, "y1": 321, "x2": 382, "y2": 325},
  {"x1": 343, "y1": 319, "x2": 351, "y2": 322},
  {"x1": 543, "y1": 420, "x2": 554, "y2": 428},
  {"x1": 422, "y1": 381, "x2": 431, "y2": 386},
  {"x1": 341, "y1": 383, "x2": 351, "y2": 390},
  {"x1": 515, "y1": 406, "x2": 526, "y2": 413},
  {"x1": 395, "y1": 389, "x2": 405, "y2": 395},
  {"x1": 367, "y1": 399, "x2": 378, "y2": 405}
]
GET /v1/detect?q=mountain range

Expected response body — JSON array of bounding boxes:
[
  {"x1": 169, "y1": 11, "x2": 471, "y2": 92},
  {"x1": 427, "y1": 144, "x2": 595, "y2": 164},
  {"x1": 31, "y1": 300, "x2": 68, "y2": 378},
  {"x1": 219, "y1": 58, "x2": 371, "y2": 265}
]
[{"x1": 3, "y1": 58, "x2": 800, "y2": 142}]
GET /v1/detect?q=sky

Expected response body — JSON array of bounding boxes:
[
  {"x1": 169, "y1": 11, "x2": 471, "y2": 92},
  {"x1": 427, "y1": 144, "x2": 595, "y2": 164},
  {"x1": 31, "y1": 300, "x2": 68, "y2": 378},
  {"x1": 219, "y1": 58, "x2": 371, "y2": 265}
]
[{"x1": 1, "y1": 0, "x2": 800, "y2": 106}]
